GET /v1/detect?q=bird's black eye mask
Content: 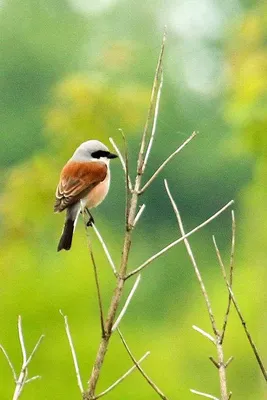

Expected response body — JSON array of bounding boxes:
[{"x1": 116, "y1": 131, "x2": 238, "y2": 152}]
[{"x1": 91, "y1": 150, "x2": 118, "y2": 159}]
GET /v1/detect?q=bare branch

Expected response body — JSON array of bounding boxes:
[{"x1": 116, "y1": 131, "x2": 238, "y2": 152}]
[
  {"x1": 25, "y1": 376, "x2": 41, "y2": 384},
  {"x1": 209, "y1": 357, "x2": 219, "y2": 369},
  {"x1": 13, "y1": 316, "x2": 44, "y2": 400},
  {"x1": 83, "y1": 215, "x2": 105, "y2": 337},
  {"x1": 137, "y1": 27, "x2": 166, "y2": 175},
  {"x1": 18, "y1": 316, "x2": 27, "y2": 365},
  {"x1": 190, "y1": 389, "x2": 220, "y2": 400},
  {"x1": 25, "y1": 335, "x2": 45, "y2": 369},
  {"x1": 213, "y1": 236, "x2": 267, "y2": 382},
  {"x1": 91, "y1": 224, "x2": 117, "y2": 276},
  {"x1": 117, "y1": 329, "x2": 169, "y2": 400},
  {"x1": 0, "y1": 344, "x2": 17, "y2": 382},
  {"x1": 126, "y1": 199, "x2": 234, "y2": 279},
  {"x1": 119, "y1": 129, "x2": 132, "y2": 226},
  {"x1": 109, "y1": 137, "x2": 133, "y2": 192},
  {"x1": 133, "y1": 204, "x2": 146, "y2": 227},
  {"x1": 112, "y1": 274, "x2": 141, "y2": 332},
  {"x1": 192, "y1": 325, "x2": 215, "y2": 344},
  {"x1": 142, "y1": 70, "x2": 163, "y2": 173},
  {"x1": 60, "y1": 310, "x2": 84, "y2": 393},
  {"x1": 225, "y1": 356, "x2": 234, "y2": 368},
  {"x1": 139, "y1": 131, "x2": 196, "y2": 194},
  {"x1": 221, "y1": 210, "x2": 236, "y2": 343},
  {"x1": 94, "y1": 351, "x2": 150, "y2": 399}
]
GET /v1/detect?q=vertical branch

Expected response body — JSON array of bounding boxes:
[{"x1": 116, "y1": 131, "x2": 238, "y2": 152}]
[
  {"x1": 137, "y1": 27, "x2": 166, "y2": 175},
  {"x1": 83, "y1": 215, "x2": 105, "y2": 338},
  {"x1": 221, "y1": 210, "x2": 236, "y2": 343},
  {"x1": 83, "y1": 30, "x2": 167, "y2": 400},
  {"x1": 164, "y1": 181, "x2": 231, "y2": 400}
]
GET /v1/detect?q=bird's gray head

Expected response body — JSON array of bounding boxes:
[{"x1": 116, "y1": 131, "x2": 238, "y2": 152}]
[{"x1": 71, "y1": 140, "x2": 118, "y2": 163}]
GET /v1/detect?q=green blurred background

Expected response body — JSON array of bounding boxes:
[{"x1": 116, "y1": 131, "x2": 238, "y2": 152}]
[{"x1": 1, "y1": 0, "x2": 266, "y2": 398}]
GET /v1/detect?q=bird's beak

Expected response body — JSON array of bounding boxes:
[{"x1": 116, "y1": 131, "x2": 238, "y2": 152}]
[{"x1": 107, "y1": 152, "x2": 118, "y2": 159}]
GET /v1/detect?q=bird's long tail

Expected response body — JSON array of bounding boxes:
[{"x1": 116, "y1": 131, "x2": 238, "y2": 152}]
[{"x1": 57, "y1": 204, "x2": 80, "y2": 252}]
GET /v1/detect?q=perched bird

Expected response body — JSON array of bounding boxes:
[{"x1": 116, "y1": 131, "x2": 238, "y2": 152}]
[{"x1": 54, "y1": 140, "x2": 117, "y2": 251}]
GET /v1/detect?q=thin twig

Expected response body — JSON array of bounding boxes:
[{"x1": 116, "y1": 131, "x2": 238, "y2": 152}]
[
  {"x1": 137, "y1": 27, "x2": 166, "y2": 175},
  {"x1": 142, "y1": 69, "x2": 163, "y2": 173},
  {"x1": 0, "y1": 344, "x2": 17, "y2": 382},
  {"x1": 164, "y1": 181, "x2": 217, "y2": 335},
  {"x1": 91, "y1": 224, "x2": 117, "y2": 276},
  {"x1": 13, "y1": 317, "x2": 44, "y2": 400},
  {"x1": 133, "y1": 204, "x2": 146, "y2": 227},
  {"x1": 225, "y1": 356, "x2": 234, "y2": 368},
  {"x1": 213, "y1": 237, "x2": 267, "y2": 382},
  {"x1": 109, "y1": 137, "x2": 133, "y2": 192},
  {"x1": 94, "y1": 352, "x2": 150, "y2": 399},
  {"x1": 60, "y1": 310, "x2": 84, "y2": 393},
  {"x1": 192, "y1": 325, "x2": 215, "y2": 344},
  {"x1": 83, "y1": 214, "x2": 105, "y2": 337},
  {"x1": 126, "y1": 199, "x2": 234, "y2": 279},
  {"x1": 119, "y1": 129, "x2": 132, "y2": 225},
  {"x1": 190, "y1": 389, "x2": 220, "y2": 400},
  {"x1": 25, "y1": 376, "x2": 41, "y2": 384},
  {"x1": 221, "y1": 210, "x2": 236, "y2": 343},
  {"x1": 18, "y1": 316, "x2": 27, "y2": 365},
  {"x1": 165, "y1": 181, "x2": 232, "y2": 399},
  {"x1": 139, "y1": 131, "x2": 197, "y2": 194},
  {"x1": 112, "y1": 274, "x2": 141, "y2": 332},
  {"x1": 117, "y1": 329, "x2": 169, "y2": 400},
  {"x1": 209, "y1": 357, "x2": 219, "y2": 369}
]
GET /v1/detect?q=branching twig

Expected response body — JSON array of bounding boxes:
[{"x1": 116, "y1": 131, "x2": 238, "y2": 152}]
[
  {"x1": 164, "y1": 181, "x2": 232, "y2": 400},
  {"x1": 117, "y1": 329, "x2": 169, "y2": 400},
  {"x1": 11, "y1": 316, "x2": 44, "y2": 400},
  {"x1": 60, "y1": 310, "x2": 84, "y2": 393},
  {"x1": 213, "y1": 237, "x2": 267, "y2": 382}
]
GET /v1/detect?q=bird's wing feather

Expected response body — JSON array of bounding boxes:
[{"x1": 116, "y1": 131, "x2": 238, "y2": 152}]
[{"x1": 54, "y1": 161, "x2": 107, "y2": 212}]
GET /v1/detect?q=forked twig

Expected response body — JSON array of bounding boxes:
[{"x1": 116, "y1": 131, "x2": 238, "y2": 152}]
[
  {"x1": 12, "y1": 316, "x2": 44, "y2": 400},
  {"x1": 213, "y1": 236, "x2": 267, "y2": 382},
  {"x1": 117, "y1": 329, "x2": 169, "y2": 400},
  {"x1": 60, "y1": 310, "x2": 84, "y2": 393}
]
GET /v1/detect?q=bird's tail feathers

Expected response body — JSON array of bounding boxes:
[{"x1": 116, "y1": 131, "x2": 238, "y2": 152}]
[{"x1": 57, "y1": 204, "x2": 80, "y2": 252}]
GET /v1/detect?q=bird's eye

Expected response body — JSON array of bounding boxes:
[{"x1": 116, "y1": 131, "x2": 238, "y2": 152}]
[{"x1": 91, "y1": 150, "x2": 110, "y2": 159}]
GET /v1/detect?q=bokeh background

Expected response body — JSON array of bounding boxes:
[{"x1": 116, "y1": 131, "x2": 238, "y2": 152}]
[{"x1": 0, "y1": 0, "x2": 266, "y2": 399}]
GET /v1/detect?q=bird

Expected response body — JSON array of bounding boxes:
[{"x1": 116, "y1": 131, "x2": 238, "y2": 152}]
[{"x1": 54, "y1": 140, "x2": 118, "y2": 252}]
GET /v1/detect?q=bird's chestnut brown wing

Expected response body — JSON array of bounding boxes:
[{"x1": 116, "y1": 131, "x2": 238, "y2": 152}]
[{"x1": 54, "y1": 161, "x2": 107, "y2": 212}]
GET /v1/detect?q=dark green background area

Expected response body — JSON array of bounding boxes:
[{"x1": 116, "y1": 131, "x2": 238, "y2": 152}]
[{"x1": 0, "y1": 0, "x2": 266, "y2": 399}]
